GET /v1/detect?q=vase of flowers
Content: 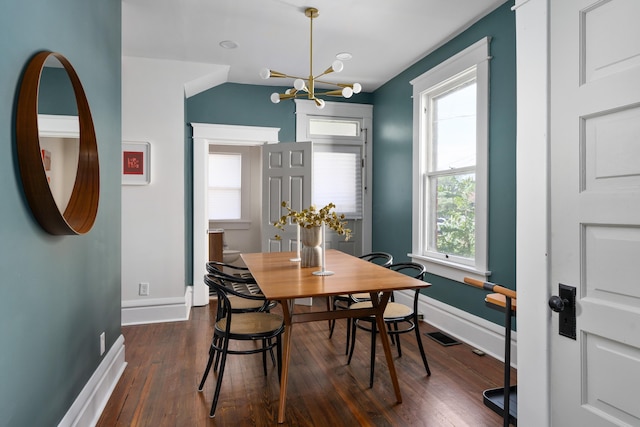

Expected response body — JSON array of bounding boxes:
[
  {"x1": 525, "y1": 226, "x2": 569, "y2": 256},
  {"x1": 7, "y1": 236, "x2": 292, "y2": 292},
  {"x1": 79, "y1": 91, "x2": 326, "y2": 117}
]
[
  {"x1": 274, "y1": 201, "x2": 351, "y2": 268},
  {"x1": 300, "y1": 225, "x2": 322, "y2": 267}
]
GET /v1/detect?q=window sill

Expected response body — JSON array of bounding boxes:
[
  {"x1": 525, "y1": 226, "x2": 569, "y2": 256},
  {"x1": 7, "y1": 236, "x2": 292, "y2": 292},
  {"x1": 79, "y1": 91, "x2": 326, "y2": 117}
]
[
  {"x1": 209, "y1": 220, "x2": 251, "y2": 230},
  {"x1": 408, "y1": 253, "x2": 490, "y2": 283}
]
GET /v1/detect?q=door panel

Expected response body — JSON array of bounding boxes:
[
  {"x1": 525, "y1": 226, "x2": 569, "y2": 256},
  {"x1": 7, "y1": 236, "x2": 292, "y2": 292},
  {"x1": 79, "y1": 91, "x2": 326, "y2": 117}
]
[
  {"x1": 262, "y1": 141, "x2": 312, "y2": 252},
  {"x1": 550, "y1": 0, "x2": 640, "y2": 425},
  {"x1": 583, "y1": 334, "x2": 640, "y2": 424},
  {"x1": 584, "y1": 107, "x2": 640, "y2": 191}
]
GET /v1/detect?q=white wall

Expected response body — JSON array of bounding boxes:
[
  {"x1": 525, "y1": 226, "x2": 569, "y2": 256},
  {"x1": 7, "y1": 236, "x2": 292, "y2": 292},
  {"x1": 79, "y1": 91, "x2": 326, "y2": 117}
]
[
  {"x1": 121, "y1": 56, "x2": 228, "y2": 324},
  {"x1": 39, "y1": 136, "x2": 78, "y2": 212}
]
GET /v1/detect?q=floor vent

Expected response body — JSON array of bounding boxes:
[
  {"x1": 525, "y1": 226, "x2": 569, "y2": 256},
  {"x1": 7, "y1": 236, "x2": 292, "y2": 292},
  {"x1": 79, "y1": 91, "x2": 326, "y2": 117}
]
[{"x1": 425, "y1": 331, "x2": 461, "y2": 346}]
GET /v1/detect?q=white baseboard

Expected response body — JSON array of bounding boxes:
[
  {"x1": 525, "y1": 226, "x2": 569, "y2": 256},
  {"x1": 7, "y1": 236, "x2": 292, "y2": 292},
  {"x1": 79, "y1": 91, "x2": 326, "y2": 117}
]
[
  {"x1": 121, "y1": 286, "x2": 193, "y2": 326},
  {"x1": 394, "y1": 291, "x2": 517, "y2": 368},
  {"x1": 58, "y1": 334, "x2": 127, "y2": 427}
]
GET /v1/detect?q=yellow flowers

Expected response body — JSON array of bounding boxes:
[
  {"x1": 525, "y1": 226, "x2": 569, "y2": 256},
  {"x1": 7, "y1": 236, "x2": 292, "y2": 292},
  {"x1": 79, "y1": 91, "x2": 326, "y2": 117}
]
[{"x1": 273, "y1": 201, "x2": 352, "y2": 241}]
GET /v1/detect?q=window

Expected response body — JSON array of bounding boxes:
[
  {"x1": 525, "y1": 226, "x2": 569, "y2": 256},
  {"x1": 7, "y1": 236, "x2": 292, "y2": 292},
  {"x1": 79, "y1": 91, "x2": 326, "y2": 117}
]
[
  {"x1": 309, "y1": 118, "x2": 360, "y2": 137},
  {"x1": 313, "y1": 144, "x2": 362, "y2": 218},
  {"x1": 208, "y1": 147, "x2": 252, "y2": 228},
  {"x1": 410, "y1": 38, "x2": 490, "y2": 282},
  {"x1": 208, "y1": 153, "x2": 242, "y2": 220}
]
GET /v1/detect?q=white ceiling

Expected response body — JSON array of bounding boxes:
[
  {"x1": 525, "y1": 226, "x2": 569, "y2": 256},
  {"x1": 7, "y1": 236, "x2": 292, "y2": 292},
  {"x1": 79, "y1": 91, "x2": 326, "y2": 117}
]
[{"x1": 122, "y1": 0, "x2": 508, "y2": 92}]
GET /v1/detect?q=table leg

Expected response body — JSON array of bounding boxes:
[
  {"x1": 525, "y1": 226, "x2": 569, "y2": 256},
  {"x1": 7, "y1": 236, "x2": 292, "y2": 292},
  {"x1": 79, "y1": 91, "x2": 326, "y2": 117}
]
[
  {"x1": 326, "y1": 295, "x2": 333, "y2": 330},
  {"x1": 371, "y1": 291, "x2": 402, "y2": 403},
  {"x1": 277, "y1": 299, "x2": 294, "y2": 424}
]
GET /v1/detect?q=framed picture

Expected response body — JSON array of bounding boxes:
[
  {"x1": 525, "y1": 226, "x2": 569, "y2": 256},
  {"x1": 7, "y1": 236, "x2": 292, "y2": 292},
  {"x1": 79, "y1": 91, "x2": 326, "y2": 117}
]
[{"x1": 122, "y1": 141, "x2": 150, "y2": 185}]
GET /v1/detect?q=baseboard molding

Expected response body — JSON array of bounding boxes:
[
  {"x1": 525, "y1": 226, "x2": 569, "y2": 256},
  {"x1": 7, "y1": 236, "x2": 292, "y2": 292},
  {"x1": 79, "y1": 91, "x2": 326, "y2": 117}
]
[
  {"x1": 394, "y1": 291, "x2": 517, "y2": 367},
  {"x1": 58, "y1": 334, "x2": 127, "y2": 427},
  {"x1": 121, "y1": 286, "x2": 193, "y2": 326}
]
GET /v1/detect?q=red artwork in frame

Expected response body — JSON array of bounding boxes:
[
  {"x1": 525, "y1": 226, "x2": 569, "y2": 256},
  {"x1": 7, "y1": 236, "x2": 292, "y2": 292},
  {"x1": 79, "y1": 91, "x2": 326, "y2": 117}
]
[
  {"x1": 123, "y1": 151, "x2": 144, "y2": 175},
  {"x1": 122, "y1": 141, "x2": 150, "y2": 185}
]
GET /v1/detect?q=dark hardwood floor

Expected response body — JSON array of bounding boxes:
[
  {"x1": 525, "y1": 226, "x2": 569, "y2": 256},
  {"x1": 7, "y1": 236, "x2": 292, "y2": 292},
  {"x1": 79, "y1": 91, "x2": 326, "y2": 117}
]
[{"x1": 97, "y1": 298, "x2": 516, "y2": 426}]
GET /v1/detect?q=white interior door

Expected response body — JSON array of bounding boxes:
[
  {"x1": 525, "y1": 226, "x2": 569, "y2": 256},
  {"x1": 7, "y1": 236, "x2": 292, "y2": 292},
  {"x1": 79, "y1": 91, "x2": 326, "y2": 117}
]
[
  {"x1": 261, "y1": 141, "x2": 312, "y2": 252},
  {"x1": 550, "y1": 0, "x2": 640, "y2": 424}
]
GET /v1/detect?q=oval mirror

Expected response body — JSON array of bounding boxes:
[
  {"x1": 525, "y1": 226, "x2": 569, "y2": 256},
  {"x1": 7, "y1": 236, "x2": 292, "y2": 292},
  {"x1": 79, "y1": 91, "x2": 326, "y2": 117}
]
[{"x1": 16, "y1": 51, "x2": 99, "y2": 235}]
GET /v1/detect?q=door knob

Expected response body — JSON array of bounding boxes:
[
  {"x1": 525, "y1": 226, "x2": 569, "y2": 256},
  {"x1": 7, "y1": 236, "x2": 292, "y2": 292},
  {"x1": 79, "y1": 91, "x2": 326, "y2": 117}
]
[
  {"x1": 548, "y1": 295, "x2": 568, "y2": 312},
  {"x1": 549, "y1": 284, "x2": 576, "y2": 340}
]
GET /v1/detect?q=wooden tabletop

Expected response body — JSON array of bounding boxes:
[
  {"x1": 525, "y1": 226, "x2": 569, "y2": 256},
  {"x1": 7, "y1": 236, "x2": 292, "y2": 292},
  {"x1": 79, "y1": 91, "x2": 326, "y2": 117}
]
[{"x1": 242, "y1": 249, "x2": 431, "y2": 300}]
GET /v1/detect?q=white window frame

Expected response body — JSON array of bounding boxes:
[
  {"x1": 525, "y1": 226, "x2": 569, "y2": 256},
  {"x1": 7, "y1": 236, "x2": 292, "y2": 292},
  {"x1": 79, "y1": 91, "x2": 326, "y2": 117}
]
[{"x1": 410, "y1": 37, "x2": 491, "y2": 283}]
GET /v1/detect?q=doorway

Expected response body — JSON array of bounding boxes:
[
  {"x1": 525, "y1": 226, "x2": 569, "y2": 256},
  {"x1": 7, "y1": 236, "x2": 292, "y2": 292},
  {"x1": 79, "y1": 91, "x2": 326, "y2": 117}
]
[
  {"x1": 294, "y1": 100, "x2": 374, "y2": 255},
  {"x1": 191, "y1": 123, "x2": 279, "y2": 306}
]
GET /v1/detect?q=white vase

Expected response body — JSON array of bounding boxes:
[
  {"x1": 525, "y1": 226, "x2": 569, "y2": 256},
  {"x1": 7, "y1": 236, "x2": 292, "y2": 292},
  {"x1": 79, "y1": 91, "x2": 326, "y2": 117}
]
[{"x1": 301, "y1": 226, "x2": 322, "y2": 267}]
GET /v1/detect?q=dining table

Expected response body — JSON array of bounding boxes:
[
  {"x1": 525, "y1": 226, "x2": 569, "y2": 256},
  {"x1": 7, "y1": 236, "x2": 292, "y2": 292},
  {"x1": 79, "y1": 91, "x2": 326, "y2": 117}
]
[{"x1": 241, "y1": 249, "x2": 432, "y2": 424}]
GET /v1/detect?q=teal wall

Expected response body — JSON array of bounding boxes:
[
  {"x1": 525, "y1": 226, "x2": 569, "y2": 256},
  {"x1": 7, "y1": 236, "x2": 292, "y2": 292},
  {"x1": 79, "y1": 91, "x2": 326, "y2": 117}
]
[
  {"x1": 0, "y1": 1, "x2": 122, "y2": 426},
  {"x1": 38, "y1": 68, "x2": 78, "y2": 115},
  {"x1": 373, "y1": 1, "x2": 516, "y2": 325},
  {"x1": 187, "y1": 82, "x2": 374, "y2": 143}
]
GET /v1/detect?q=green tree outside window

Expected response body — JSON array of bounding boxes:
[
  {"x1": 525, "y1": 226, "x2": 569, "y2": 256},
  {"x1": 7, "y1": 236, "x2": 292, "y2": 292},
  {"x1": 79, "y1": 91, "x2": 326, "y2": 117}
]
[{"x1": 436, "y1": 174, "x2": 475, "y2": 258}]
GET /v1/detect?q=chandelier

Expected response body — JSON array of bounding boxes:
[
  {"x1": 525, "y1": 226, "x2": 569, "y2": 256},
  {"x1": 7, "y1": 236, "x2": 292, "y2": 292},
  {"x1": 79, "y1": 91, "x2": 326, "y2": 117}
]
[{"x1": 260, "y1": 7, "x2": 361, "y2": 109}]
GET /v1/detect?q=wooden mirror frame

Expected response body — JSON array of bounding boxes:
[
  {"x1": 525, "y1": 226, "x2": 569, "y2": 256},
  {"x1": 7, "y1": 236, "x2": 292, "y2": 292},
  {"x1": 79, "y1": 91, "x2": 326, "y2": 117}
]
[{"x1": 16, "y1": 51, "x2": 99, "y2": 235}]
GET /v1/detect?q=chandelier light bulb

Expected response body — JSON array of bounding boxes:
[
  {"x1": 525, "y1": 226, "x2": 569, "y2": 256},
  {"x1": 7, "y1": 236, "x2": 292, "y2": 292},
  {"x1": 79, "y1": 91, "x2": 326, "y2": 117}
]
[
  {"x1": 293, "y1": 79, "x2": 306, "y2": 91},
  {"x1": 352, "y1": 83, "x2": 362, "y2": 94},
  {"x1": 342, "y1": 87, "x2": 353, "y2": 98},
  {"x1": 270, "y1": 93, "x2": 281, "y2": 104},
  {"x1": 314, "y1": 98, "x2": 325, "y2": 109},
  {"x1": 260, "y1": 68, "x2": 271, "y2": 79},
  {"x1": 332, "y1": 60, "x2": 344, "y2": 73}
]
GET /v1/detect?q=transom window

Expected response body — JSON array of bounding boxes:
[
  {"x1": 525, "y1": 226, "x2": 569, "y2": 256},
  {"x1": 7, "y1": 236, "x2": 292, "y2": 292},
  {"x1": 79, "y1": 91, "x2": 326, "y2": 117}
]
[
  {"x1": 410, "y1": 37, "x2": 490, "y2": 282},
  {"x1": 309, "y1": 118, "x2": 360, "y2": 137}
]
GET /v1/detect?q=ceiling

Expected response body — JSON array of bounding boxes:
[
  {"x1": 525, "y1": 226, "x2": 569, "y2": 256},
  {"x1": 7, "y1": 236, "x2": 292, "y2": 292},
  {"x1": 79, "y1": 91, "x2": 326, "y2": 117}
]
[{"x1": 122, "y1": 0, "x2": 508, "y2": 93}]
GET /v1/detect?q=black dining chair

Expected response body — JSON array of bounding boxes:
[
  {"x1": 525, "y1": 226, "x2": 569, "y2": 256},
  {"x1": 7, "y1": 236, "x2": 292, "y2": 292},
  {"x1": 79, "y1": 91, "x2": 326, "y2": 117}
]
[
  {"x1": 205, "y1": 261, "x2": 255, "y2": 297},
  {"x1": 347, "y1": 262, "x2": 431, "y2": 387},
  {"x1": 205, "y1": 267, "x2": 278, "y2": 372},
  {"x1": 198, "y1": 274, "x2": 284, "y2": 418},
  {"x1": 328, "y1": 252, "x2": 393, "y2": 354},
  {"x1": 206, "y1": 266, "x2": 275, "y2": 312},
  {"x1": 206, "y1": 260, "x2": 253, "y2": 280}
]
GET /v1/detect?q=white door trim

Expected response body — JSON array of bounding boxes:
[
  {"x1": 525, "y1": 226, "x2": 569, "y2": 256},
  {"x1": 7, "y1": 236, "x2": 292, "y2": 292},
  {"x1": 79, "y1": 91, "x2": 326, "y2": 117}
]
[
  {"x1": 191, "y1": 123, "x2": 280, "y2": 306},
  {"x1": 514, "y1": 0, "x2": 551, "y2": 425}
]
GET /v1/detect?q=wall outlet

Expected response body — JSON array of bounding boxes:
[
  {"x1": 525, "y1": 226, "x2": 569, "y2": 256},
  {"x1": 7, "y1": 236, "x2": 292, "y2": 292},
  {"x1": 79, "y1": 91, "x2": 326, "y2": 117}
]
[
  {"x1": 139, "y1": 282, "x2": 150, "y2": 296},
  {"x1": 99, "y1": 332, "x2": 106, "y2": 356}
]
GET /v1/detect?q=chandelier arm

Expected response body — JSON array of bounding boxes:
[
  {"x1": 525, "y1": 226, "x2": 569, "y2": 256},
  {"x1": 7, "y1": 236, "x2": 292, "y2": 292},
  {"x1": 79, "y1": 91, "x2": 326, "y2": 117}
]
[
  {"x1": 270, "y1": 73, "x2": 307, "y2": 81},
  {"x1": 316, "y1": 89, "x2": 346, "y2": 97},
  {"x1": 276, "y1": 92, "x2": 300, "y2": 101},
  {"x1": 308, "y1": 8, "x2": 314, "y2": 99},
  {"x1": 314, "y1": 79, "x2": 344, "y2": 87},
  {"x1": 314, "y1": 71, "x2": 332, "y2": 80}
]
